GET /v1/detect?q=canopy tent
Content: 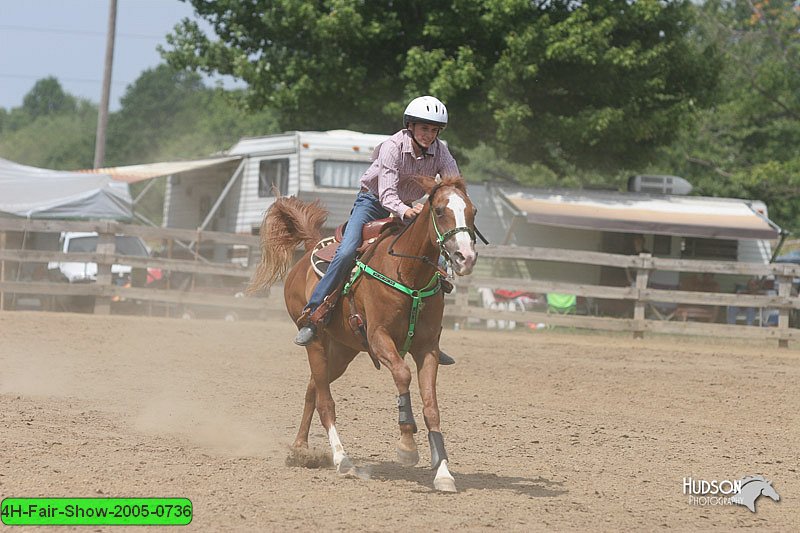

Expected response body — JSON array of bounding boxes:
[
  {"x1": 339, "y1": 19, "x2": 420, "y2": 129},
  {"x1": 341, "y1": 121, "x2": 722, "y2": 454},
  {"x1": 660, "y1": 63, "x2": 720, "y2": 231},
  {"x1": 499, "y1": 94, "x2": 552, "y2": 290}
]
[
  {"x1": 502, "y1": 190, "x2": 781, "y2": 240},
  {"x1": 0, "y1": 157, "x2": 132, "y2": 220}
]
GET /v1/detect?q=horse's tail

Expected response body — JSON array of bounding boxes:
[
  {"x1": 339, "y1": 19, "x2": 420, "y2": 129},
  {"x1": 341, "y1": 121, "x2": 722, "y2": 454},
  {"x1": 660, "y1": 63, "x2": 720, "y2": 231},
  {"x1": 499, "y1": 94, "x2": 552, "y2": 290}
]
[{"x1": 246, "y1": 196, "x2": 328, "y2": 295}]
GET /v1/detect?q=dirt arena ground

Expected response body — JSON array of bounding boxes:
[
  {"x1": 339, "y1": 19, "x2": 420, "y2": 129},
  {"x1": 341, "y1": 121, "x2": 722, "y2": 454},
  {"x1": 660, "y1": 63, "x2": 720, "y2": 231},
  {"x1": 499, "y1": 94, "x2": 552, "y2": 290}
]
[{"x1": 1, "y1": 309, "x2": 798, "y2": 532}]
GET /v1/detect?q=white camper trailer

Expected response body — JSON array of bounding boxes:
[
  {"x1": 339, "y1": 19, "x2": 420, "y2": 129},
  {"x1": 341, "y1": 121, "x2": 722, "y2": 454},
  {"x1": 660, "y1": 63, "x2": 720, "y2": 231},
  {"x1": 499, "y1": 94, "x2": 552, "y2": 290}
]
[{"x1": 162, "y1": 130, "x2": 389, "y2": 240}]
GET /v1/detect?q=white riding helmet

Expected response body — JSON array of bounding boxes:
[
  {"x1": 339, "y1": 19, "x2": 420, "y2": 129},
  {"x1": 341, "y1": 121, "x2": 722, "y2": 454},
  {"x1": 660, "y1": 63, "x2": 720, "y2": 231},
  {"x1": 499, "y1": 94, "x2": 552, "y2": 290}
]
[{"x1": 403, "y1": 96, "x2": 448, "y2": 129}]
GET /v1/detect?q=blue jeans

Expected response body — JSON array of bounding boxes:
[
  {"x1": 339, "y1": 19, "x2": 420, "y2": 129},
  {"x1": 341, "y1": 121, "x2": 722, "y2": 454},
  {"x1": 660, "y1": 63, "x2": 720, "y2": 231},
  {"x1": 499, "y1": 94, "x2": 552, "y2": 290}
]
[
  {"x1": 727, "y1": 306, "x2": 756, "y2": 325},
  {"x1": 305, "y1": 191, "x2": 389, "y2": 313}
]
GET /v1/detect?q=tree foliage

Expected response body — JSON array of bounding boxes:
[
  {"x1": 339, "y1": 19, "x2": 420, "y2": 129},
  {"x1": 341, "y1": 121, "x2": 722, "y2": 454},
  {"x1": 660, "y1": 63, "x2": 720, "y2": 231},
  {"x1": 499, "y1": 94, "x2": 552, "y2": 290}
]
[
  {"x1": 655, "y1": 0, "x2": 800, "y2": 231},
  {"x1": 22, "y1": 77, "x2": 78, "y2": 119},
  {"x1": 0, "y1": 101, "x2": 97, "y2": 169},
  {"x1": 0, "y1": 65, "x2": 279, "y2": 170},
  {"x1": 163, "y1": 0, "x2": 720, "y2": 172}
]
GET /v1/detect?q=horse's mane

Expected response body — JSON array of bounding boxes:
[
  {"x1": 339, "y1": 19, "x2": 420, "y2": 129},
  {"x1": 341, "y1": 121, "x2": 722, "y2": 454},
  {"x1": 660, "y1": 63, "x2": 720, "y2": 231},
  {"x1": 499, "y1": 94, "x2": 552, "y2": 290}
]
[
  {"x1": 413, "y1": 174, "x2": 468, "y2": 199},
  {"x1": 438, "y1": 175, "x2": 467, "y2": 190},
  {"x1": 739, "y1": 475, "x2": 768, "y2": 486}
]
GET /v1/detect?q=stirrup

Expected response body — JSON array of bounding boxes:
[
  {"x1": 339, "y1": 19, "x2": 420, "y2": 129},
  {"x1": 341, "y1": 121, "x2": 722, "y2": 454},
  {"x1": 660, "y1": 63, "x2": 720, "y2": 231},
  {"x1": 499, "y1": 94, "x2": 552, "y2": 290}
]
[{"x1": 294, "y1": 325, "x2": 317, "y2": 346}]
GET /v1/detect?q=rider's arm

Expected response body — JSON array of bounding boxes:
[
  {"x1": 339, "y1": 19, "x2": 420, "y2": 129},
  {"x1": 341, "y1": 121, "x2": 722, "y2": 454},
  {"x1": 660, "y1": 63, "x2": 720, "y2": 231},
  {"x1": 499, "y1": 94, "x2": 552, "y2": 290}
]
[{"x1": 375, "y1": 141, "x2": 411, "y2": 220}]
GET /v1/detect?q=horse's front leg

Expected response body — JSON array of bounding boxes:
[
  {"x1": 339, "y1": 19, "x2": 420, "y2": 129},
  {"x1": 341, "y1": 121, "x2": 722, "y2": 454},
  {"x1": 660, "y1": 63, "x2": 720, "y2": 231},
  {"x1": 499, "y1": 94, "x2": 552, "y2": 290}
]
[
  {"x1": 416, "y1": 346, "x2": 456, "y2": 493},
  {"x1": 371, "y1": 328, "x2": 419, "y2": 466}
]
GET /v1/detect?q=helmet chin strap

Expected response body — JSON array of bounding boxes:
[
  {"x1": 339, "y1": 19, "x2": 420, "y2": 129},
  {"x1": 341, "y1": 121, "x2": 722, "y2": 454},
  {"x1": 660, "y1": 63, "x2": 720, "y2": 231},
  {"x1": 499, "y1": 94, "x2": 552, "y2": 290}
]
[{"x1": 407, "y1": 126, "x2": 437, "y2": 156}]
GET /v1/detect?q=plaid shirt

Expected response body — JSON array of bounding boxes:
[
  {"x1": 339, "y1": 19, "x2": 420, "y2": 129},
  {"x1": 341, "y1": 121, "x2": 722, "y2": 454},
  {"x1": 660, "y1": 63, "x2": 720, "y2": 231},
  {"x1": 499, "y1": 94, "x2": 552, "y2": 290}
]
[{"x1": 359, "y1": 129, "x2": 460, "y2": 219}]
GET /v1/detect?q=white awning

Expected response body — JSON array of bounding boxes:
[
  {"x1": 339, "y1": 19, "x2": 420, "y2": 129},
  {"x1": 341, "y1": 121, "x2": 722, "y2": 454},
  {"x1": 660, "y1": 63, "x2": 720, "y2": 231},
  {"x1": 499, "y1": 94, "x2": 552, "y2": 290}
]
[
  {"x1": 80, "y1": 156, "x2": 242, "y2": 183},
  {"x1": 503, "y1": 191, "x2": 780, "y2": 240}
]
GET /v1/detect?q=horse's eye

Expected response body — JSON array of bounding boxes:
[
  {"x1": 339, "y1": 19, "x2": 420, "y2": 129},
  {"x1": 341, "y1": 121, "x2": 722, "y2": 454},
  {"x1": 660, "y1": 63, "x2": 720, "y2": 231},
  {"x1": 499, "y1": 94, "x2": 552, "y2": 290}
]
[{"x1": 434, "y1": 207, "x2": 445, "y2": 217}]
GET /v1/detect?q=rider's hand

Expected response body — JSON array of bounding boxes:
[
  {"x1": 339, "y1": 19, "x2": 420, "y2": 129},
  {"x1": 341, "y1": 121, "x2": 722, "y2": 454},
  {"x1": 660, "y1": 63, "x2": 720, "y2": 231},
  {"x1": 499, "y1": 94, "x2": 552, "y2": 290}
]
[{"x1": 404, "y1": 204, "x2": 424, "y2": 220}]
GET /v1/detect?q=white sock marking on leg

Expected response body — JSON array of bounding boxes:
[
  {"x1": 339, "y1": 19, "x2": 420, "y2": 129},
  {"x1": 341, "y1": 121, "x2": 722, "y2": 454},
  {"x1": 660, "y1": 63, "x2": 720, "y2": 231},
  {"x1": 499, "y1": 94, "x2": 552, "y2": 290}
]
[{"x1": 327, "y1": 425, "x2": 345, "y2": 467}]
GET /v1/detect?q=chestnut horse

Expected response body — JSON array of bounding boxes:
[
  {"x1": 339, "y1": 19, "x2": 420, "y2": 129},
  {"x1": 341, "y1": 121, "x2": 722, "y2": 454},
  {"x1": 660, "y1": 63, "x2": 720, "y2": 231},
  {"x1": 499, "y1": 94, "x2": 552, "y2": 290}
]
[{"x1": 248, "y1": 175, "x2": 477, "y2": 492}]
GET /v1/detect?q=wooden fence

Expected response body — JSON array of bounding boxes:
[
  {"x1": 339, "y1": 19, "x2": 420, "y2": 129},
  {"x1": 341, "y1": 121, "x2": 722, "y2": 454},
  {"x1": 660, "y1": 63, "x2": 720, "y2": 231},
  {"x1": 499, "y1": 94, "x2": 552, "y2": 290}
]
[
  {"x1": 446, "y1": 245, "x2": 800, "y2": 348},
  {"x1": 2, "y1": 217, "x2": 799, "y2": 347},
  {"x1": 0, "y1": 218, "x2": 268, "y2": 319}
]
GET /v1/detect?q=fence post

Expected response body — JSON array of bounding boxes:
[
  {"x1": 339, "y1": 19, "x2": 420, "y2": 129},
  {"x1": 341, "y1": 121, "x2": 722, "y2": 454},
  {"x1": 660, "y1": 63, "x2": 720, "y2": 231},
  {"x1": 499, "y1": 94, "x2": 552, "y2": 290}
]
[
  {"x1": 777, "y1": 273, "x2": 792, "y2": 348},
  {"x1": 632, "y1": 253, "x2": 651, "y2": 339},
  {"x1": 191, "y1": 231, "x2": 200, "y2": 292},
  {"x1": 0, "y1": 231, "x2": 5, "y2": 311},
  {"x1": 93, "y1": 226, "x2": 115, "y2": 315},
  {"x1": 453, "y1": 277, "x2": 470, "y2": 330}
]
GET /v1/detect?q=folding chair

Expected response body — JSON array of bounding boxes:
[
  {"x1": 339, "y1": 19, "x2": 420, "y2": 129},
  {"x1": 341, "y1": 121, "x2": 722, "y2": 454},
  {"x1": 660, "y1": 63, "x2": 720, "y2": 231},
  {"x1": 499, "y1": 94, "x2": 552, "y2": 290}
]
[{"x1": 546, "y1": 293, "x2": 577, "y2": 315}]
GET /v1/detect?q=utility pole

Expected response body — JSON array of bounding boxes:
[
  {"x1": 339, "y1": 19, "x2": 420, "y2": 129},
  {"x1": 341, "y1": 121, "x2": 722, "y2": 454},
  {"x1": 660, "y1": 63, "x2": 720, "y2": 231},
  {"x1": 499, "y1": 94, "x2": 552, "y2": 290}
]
[{"x1": 94, "y1": 0, "x2": 118, "y2": 169}]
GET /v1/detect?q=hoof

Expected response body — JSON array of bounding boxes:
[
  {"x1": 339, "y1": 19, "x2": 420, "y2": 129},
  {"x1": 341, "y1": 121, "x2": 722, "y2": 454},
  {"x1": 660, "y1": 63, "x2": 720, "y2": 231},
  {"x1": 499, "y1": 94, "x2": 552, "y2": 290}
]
[
  {"x1": 434, "y1": 476, "x2": 457, "y2": 493},
  {"x1": 396, "y1": 447, "x2": 420, "y2": 466},
  {"x1": 337, "y1": 455, "x2": 355, "y2": 475}
]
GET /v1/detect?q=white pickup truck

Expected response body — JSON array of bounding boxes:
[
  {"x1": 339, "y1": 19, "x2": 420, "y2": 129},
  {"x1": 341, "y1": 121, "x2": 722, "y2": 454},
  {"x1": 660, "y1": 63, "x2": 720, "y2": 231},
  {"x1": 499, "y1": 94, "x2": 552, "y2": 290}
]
[
  {"x1": 49, "y1": 232, "x2": 149, "y2": 283},
  {"x1": 48, "y1": 232, "x2": 150, "y2": 312}
]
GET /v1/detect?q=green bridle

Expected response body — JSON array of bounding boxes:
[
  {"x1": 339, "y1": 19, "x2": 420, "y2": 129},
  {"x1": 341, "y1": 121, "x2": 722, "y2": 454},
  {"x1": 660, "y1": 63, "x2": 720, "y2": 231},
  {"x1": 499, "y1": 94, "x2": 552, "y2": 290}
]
[{"x1": 430, "y1": 206, "x2": 477, "y2": 265}]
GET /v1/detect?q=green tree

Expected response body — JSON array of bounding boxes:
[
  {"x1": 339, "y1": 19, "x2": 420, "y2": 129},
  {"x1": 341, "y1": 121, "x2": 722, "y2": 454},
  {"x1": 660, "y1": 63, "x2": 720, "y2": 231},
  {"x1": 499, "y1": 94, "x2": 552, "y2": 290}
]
[
  {"x1": 0, "y1": 100, "x2": 97, "y2": 169},
  {"x1": 107, "y1": 65, "x2": 208, "y2": 164},
  {"x1": 107, "y1": 64, "x2": 278, "y2": 165},
  {"x1": 163, "y1": 0, "x2": 720, "y2": 172},
  {"x1": 22, "y1": 76, "x2": 78, "y2": 118},
  {"x1": 656, "y1": 0, "x2": 800, "y2": 230}
]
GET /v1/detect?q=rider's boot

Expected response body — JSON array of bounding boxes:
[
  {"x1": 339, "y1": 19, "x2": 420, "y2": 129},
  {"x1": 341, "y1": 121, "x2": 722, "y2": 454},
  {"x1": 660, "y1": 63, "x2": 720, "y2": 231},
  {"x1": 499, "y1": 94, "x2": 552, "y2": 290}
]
[{"x1": 294, "y1": 295, "x2": 338, "y2": 347}]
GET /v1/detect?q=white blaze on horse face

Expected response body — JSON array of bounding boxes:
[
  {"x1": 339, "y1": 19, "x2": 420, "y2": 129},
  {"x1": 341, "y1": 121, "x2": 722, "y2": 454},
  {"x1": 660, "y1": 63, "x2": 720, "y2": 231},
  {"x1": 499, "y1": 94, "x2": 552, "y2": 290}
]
[
  {"x1": 445, "y1": 192, "x2": 477, "y2": 275},
  {"x1": 327, "y1": 425, "x2": 346, "y2": 468}
]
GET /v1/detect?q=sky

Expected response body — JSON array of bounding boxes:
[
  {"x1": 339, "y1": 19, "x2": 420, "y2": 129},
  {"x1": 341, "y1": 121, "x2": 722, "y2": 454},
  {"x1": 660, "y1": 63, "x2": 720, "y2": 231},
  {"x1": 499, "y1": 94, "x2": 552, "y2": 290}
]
[{"x1": 0, "y1": 0, "x2": 238, "y2": 112}]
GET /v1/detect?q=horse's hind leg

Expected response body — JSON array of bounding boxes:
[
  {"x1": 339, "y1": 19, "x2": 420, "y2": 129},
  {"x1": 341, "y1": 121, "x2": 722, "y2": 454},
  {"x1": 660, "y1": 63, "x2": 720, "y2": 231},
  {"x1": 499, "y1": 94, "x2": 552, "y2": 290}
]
[
  {"x1": 415, "y1": 347, "x2": 456, "y2": 493},
  {"x1": 306, "y1": 340, "x2": 358, "y2": 474},
  {"x1": 292, "y1": 342, "x2": 356, "y2": 450},
  {"x1": 291, "y1": 377, "x2": 316, "y2": 449}
]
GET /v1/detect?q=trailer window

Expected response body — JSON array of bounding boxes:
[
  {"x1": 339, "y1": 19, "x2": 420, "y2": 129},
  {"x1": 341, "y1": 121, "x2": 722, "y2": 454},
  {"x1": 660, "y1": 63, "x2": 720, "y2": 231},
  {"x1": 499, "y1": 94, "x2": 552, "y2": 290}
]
[
  {"x1": 258, "y1": 158, "x2": 289, "y2": 197},
  {"x1": 314, "y1": 160, "x2": 371, "y2": 188},
  {"x1": 682, "y1": 237, "x2": 737, "y2": 260}
]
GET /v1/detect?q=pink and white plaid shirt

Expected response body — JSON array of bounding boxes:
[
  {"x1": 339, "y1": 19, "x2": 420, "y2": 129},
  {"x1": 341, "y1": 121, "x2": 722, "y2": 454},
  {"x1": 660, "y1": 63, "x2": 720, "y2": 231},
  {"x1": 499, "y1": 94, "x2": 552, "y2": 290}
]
[{"x1": 359, "y1": 129, "x2": 460, "y2": 219}]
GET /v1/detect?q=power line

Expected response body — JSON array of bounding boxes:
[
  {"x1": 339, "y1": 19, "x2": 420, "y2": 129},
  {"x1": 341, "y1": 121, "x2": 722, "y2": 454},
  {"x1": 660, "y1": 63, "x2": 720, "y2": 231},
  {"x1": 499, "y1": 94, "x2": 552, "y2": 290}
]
[
  {"x1": 0, "y1": 24, "x2": 165, "y2": 39},
  {"x1": 0, "y1": 73, "x2": 130, "y2": 85}
]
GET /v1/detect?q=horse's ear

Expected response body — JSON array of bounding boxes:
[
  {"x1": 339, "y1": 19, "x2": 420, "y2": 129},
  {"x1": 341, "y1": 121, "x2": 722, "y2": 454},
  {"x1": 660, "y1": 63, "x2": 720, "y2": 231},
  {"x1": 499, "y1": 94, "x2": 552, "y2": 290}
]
[{"x1": 414, "y1": 175, "x2": 439, "y2": 194}]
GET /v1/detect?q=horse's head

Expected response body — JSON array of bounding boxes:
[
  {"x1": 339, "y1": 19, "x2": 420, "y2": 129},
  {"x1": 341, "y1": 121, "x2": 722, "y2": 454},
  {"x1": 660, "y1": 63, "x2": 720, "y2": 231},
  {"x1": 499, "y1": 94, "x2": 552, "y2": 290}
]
[
  {"x1": 419, "y1": 175, "x2": 478, "y2": 276},
  {"x1": 761, "y1": 481, "x2": 780, "y2": 502}
]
